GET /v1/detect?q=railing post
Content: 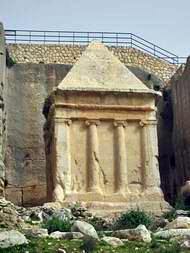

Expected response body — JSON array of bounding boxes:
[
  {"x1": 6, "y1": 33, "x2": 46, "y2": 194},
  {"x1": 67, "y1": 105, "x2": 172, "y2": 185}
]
[
  {"x1": 102, "y1": 32, "x2": 104, "y2": 43},
  {"x1": 73, "y1": 32, "x2": 75, "y2": 45},
  {"x1": 116, "y1": 33, "x2": 118, "y2": 46},
  {"x1": 14, "y1": 30, "x2": 16, "y2": 43},
  {"x1": 153, "y1": 45, "x2": 156, "y2": 56},
  {"x1": 44, "y1": 31, "x2": 46, "y2": 44},
  {"x1": 58, "y1": 31, "x2": 60, "y2": 44},
  {"x1": 87, "y1": 32, "x2": 90, "y2": 44},
  {"x1": 29, "y1": 31, "x2": 31, "y2": 44}
]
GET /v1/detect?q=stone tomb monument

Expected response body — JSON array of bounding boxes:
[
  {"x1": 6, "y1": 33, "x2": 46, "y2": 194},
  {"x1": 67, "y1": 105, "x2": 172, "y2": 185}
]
[{"x1": 44, "y1": 42, "x2": 169, "y2": 213}]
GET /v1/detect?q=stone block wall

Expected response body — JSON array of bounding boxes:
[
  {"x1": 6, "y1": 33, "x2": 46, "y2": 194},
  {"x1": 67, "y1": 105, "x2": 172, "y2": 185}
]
[{"x1": 7, "y1": 44, "x2": 178, "y2": 82}]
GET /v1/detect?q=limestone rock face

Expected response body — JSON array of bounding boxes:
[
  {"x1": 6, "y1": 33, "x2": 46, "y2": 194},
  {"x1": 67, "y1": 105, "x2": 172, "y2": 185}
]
[
  {"x1": 71, "y1": 220, "x2": 99, "y2": 240},
  {"x1": 154, "y1": 229, "x2": 190, "y2": 239},
  {"x1": 102, "y1": 236, "x2": 124, "y2": 247},
  {"x1": 166, "y1": 216, "x2": 190, "y2": 229},
  {"x1": 0, "y1": 198, "x2": 24, "y2": 229},
  {"x1": 50, "y1": 231, "x2": 83, "y2": 239},
  {"x1": 113, "y1": 225, "x2": 151, "y2": 243},
  {"x1": 0, "y1": 230, "x2": 28, "y2": 249}
]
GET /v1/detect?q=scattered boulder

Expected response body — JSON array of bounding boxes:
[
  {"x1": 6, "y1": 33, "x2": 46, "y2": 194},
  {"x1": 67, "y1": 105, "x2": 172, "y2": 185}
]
[
  {"x1": 181, "y1": 239, "x2": 190, "y2": 249},
  {"x1": 154, "y1": 229, "x2": 190, "y2": 239},
  {"x1": 176, "y1": 210, "x2": 190, "y2": 217},
  {"x1": 50, "y1": 231, "x2": 83, "y2": 239},
  {"x1": 102, "y1": 236, "x2": 124, "y2": 247},
  {"x1": 57, "y1": 248, "x2": 67, "y2": 253},
  {"x1": 0, "y1": 230, "x2": 28, "y2": 248},
  {"x1": 166, "y1": 216, "x2": 190, "y2": 229},
  {"x1": 23, "y1": 228, "x2": 48, "y2": 238},
  {"x1": 113, "y1": 225, "x2": 151, "y2": 243},
  {"x1": 71, "y1": 220, "x2": 99, "y2": 240}
]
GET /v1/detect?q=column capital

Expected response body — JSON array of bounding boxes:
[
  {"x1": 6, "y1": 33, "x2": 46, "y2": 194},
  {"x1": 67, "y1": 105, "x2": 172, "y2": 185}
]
[
  {"x1": 85, "y1": 120, "x2": 100, "y2": 126},
  {"x1": 55, "y1": 118, "x2": 72, "y2": 125},
  {"x1": 139, "y1": 120, "x2": 148, "y2": 127},
  {"x1": 114, "y1": 120, "x2": 127, "y2": 128},
  {"x1": 139, "y1": 120, "x2": 157, "y2": 127}
]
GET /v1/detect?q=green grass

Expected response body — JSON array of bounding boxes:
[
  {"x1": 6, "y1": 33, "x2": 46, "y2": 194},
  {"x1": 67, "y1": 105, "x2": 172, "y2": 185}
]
[{"x1": 0, "y1": 237, "x2": 189, "y2": 253}]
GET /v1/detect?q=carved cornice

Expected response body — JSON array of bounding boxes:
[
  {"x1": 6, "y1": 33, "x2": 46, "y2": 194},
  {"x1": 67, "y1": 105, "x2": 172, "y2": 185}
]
[{"x1": 55, "y1": 103, "x2": 155, "y2": 112}]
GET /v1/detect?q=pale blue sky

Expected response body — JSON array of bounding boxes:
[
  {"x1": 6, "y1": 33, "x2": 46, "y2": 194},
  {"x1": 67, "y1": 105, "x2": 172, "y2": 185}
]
[{"x1": 0, "y1": 0, "x2": 189, "y2": 56}]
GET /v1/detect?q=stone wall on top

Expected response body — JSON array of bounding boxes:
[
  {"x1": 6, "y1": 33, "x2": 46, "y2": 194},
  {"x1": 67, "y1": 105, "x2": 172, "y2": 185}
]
[{"x1": 7, "y1": 44, "x2": 178, "y2": 82}]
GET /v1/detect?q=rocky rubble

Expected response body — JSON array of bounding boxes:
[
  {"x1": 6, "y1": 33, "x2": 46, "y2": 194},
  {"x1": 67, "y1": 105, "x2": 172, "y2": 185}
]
[
  {"x1": 3, "y1": 198, "x2": 190, "y2": 251},
  {"x1": 113, "y1": 224, "x2": 152, "y2": 243}
]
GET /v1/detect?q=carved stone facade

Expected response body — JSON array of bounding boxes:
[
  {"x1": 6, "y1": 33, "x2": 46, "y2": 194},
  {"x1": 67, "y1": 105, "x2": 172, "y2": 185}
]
[{"x1": 44, "y1": 42, "x2": 169, "y2": 213}]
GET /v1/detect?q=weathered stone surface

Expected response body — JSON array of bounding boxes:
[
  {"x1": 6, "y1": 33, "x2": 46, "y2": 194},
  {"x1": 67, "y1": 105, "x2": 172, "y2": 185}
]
[
  {"x1": 50, "y1": 231, "x2": 83, "y2": 239},
  {"x1": 113, "y1": 225, "x2": 152, "y2": 243},
  {"x1": 166, "y1": 216, "x2": 190, "y2": 229},
  {"x1": 102, "y1": 236, "x2": 124, "y2": 247},
  {"x1": 0, "y1": 198, "x2": 24, "y2": 229},
  {"x1": 5, "y1": 64, "x2": 71, "y2": 206},
  {"x1": 23, "y1": 228, "x2": 48, "y2": 238},
  {"x1": 181, "y1": 239, "x2": 190, "y2": 249},
  {"x1": 58, "y1": 42, "x2": 149, "y2": 92},
  {"x1": 154, "y1": 229, "x2": 190, "y2": 239},
  {"x1": 0, "y1": 230, "x2": 28, "y2": 248},
  {"x1": 71, "y1": 221, "x2": 99, "y2": 240}
]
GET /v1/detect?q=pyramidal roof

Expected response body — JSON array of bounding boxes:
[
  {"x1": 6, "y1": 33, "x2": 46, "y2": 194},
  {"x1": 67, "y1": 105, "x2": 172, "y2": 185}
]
[{"x1": 58, "y1": 41, "x2": 151, "y2": 93}]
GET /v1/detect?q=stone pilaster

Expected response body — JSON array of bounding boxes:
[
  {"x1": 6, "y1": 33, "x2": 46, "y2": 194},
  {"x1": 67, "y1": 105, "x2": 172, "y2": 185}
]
[
  {"x1": 114, "y1": 120, "x2": 128, "y2": 194},
  {"x1": 140, "y1": 120, "x2": 161, "y2": 191},
  {"x1": 85, "y1": 120, "x2": 101, "y2": 193},
  {"x1": 53, "y1": 119, "x2": 72, "y2": 202}
]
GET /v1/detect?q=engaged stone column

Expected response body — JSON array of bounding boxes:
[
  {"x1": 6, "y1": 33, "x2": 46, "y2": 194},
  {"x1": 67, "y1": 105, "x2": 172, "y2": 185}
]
[
  {"x1": 140, "y1": 120, "x2": 160, "y2": 191},
  {"x1": 86, "y1": 120, "x2": 101, "y2": 193},
  {"x1": 53, "y1": 119, "x2": 72, "y2": 202},
  {"x1": 114, "y1": 121, "x2": 128, "y2": 194}
]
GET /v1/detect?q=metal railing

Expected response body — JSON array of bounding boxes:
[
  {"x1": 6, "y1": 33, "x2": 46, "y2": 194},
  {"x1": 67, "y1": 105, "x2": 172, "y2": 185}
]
[{"x1": 4, "y1": 29, "x2": 186, "y2": 64}]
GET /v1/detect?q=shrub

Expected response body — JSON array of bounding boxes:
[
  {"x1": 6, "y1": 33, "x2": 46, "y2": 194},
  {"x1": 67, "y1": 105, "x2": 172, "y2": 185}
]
[
  {"x1": 114, "y1": 209, "x2": 153, "y2": 230},
  {"x1": 42, "y1": 216, "x2": 72, "y2": 233}
]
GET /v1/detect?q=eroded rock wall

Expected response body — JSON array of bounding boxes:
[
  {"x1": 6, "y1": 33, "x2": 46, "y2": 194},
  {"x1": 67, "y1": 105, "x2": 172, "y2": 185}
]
[
  {"x1": 171, "y1": 59, "x2": 190, "y2": 193},
  {"x1": 5, "y1": 64, "x2": 71, "y2": 206},
  {"x1": 0, "y1": 23, "x2": 7, "y2": 197}
]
